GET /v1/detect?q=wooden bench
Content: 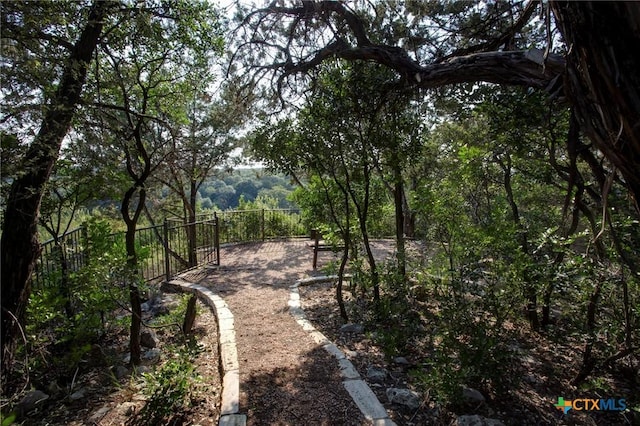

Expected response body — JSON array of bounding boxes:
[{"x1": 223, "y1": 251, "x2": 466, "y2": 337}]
[{"x1": 310, "y1": 230, "x2": 344, "y2": 269}]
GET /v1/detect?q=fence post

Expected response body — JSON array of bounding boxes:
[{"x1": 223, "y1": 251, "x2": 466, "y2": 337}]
[
  {"x1": 261, "y1": 208, "x2": 265, "y2": 241},
  {"x1": 164, "y1": 219, "x2": 170, "y2": 281},
  {"x1": 214, "y1": 214, "x2": 220, "y2": 265},
  {"x1": 81, "y1": 224, "x2": 89, "y2": 266}
]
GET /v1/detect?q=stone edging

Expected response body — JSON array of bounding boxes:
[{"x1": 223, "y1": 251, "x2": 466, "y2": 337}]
[
  {"x1": 289, "y1": 276, "x2": 397, "y2": 426},
  {"x1": 163, "y1": 278, "x2": 246, "y2": 426}
]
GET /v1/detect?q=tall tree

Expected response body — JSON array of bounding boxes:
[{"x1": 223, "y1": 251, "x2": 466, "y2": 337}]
[
  {"x1": 152, "y1": 88, "x2": 241, "y2": 267},
  {"x1": 1, "y1": 0, "x2": 223, "y2": 375},
  {"x1": 87, "y1": 0, "x2": 223, "y2": 365},
  {"x1": 550, "y1": 1, "x2": 640, "y2": 208},
  {"x1": 0, "y1": 0, "x2": 112, "y2": 378},
  {"x1": 234, "y1": 1, "x2": 640, "y2": 209}
]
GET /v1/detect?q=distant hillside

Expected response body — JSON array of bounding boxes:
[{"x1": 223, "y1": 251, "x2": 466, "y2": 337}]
[{"x1": 198, "y1": 168, "x2": 298, "y2": 210}]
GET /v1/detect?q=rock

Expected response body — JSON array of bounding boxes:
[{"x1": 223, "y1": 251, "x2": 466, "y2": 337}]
[
  {"x1": 69, "y1": 388, "x2": 87, "y2": 401},
  {"x1": 393, "y1": 356, "x2": 410, "y2": 365},
  {"x1": 524, "y1": 374, "x2": 539, "y2": 385},
  {"x1": 154, "y1": 294, "x2": 179, "y2": 315},
  {"x1": 140, "y1": 330, "x2": 159, "y2": 348},
  {"x1": 143, "y1": 348, "x2": 161, "y2": 362},
  {"x1": 462, "y1": 387, "x2": 485, "y2": 404},
  {"x1": 456, "y1": 415, "x2": 504, "y2": 426},
  {"x1": 386, "y1": 387, "x2": 422, "y2": 411},
  {"x1": 141, "y1": 302, "x2": 151, "y2": 312},
  {"x1": 456, "y1": 415, "x2": 484, "y2": 426},
  {"x1": 366, "y1": 366, "x2": 388, "y2": 383},
  {"x1": 135, "y1": 365, "x2": 152, "y2": 375},
  {"x1": 89, "y1": 406, "x2": 110, "y2": 423},
  {"x1": 340, "y1": 323, "x2": 364, "y2": 334},
  {"x1": 114, "y1": 365, "x2": 129, "y2": 379},
  {"x1": 15, "y1": 390, "x2": 49, "y2": 416}
]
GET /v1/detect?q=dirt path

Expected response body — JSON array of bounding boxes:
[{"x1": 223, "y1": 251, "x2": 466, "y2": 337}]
[{"x1": 196, "y1": 240, "x2": 367, "y2": 425}]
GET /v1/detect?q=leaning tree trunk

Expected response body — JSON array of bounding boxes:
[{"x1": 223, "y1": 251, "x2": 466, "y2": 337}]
[
  {"x1": 122, "y1": 185, "x2": 146, "y2": 366},
  {"x1": 0, "y1": 1, "x2": 108, "y2": 379},
  {"x1": 551, "y1": 1, "x2": 640, "y2": 210}
]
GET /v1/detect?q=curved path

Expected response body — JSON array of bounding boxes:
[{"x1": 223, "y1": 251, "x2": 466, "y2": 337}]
[{"x1": 175, "y1": 240, "x2": 394, "y2": 425}]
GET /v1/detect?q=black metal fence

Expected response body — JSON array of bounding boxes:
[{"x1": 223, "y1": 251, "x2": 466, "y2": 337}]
[
  {"x1": 32, "y1": 218, "x2": 220, "y2": 288},
  {"x1": 32, "y1": 209, "x2": 306, "y2": 287},
  {"x1": 164, "y1": 217, "x2": 220, "y2": 279},
  {"x1": 32, "y1": 227, "x2": 88, "y2": 287},
  {"x1": 215, "y1": 208, "x2": 306, "y2": 243}
]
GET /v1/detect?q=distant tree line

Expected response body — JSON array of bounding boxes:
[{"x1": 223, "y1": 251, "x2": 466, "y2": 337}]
[{"x1": 195, "y1": 169, "x2": 297, "y2": 210}]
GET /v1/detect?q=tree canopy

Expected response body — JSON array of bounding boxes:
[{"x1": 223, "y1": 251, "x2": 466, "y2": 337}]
[{"x1": 233, "y1": 0, "x2": 640, "y2": 209}]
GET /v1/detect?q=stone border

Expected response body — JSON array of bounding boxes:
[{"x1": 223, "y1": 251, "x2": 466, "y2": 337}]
[
  {"x1": 289, "y1": 276, "x2": 397, "y2": 426},
  {"x1": 163, "y1": 278, "x2": 246, "y2": 426}
]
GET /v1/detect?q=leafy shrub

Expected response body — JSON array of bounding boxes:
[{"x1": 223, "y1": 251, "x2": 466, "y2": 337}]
[
  {"x1": 411, "y1": 271, "x2": 517, "y2": 406},
  {"x1": 137, "y1": 345, "x2": 203, "y2": 425},
  {"x1": 26, "y1": 219, "x2": 129, "y2": 378}
]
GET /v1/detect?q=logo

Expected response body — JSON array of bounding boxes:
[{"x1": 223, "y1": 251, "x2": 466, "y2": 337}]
[
  {"x1": 555, "y1": 397, "x2": 572, "y2": 414},
  {"x1": 554, "y1": 397, "x2": 626, "y2": 414}
]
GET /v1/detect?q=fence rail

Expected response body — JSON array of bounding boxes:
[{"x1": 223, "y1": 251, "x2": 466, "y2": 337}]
[
  {"x1": 32, "y1": 208, "x2": 305, "y2": 288},
  {"x1": 215, "y1": 208, "x2": 305, "y2": 244}
]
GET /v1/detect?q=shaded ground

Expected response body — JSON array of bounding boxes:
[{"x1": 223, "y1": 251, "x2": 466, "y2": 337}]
[
  {"x1": 198, "y1": 239, "x2": 367, "y2": 426},
  {"x1": 7, "y1": 239, "x2": 637, "y2": 425},
  {"x1": 5, "y1": 297, "x2": 222, "y2": 425}
]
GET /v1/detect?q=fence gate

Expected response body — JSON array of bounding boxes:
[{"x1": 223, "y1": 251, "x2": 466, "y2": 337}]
[
  {"x1": 164, "y1": 217, "x2": 220, "y2": 280},
  {"x1": 33, "y1": 209, "x2": 307, "y2": 287}
]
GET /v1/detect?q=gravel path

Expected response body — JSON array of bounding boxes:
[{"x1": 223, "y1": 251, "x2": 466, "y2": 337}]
[{"x1": 197, "y1": 240, "x2": 368, "y2": 425}]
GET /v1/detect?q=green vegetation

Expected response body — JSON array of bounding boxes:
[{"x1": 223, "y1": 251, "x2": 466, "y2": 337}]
[
  {"x1": 137, "y1": 344, "x2": 204, "y2": 425},
  {"x1": 196, "y1": 169, "x2": 298, "y2": 211},
  {"x1": 250, "y1": 61, "x2": 639, "y2": 415},
  {"x1": 25, "y1": 219, "x2": 130, "y2": 383},
  {"x1": 2, "y1": 1, "x2": 640, "y2": 424}
]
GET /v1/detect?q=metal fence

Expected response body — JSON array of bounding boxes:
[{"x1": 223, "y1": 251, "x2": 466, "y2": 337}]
[
  {"x1": 32, "y1": 218, "x2": 220, "y2": 287},
  {"x1": 32, "y1": 227, "x2": 88, "y2": 287},
  {"x1": 164, "y1": 217, "x2": 220, "y2": 279},
  {"x1": 32, "y1": 209, "x2": 306, "y2": 287},
  {"x1": 215, "y1": 208, "x2": 306, "y2": 244}
]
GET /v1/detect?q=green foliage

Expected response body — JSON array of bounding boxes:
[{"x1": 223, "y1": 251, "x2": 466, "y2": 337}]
[
  {"x1": 371, "y1": 262, "x2": 423, "y2": 357},
  {"x1": 412, "y1": 274, "x2": 517, "y2": 405},
  {"x1": 197, "y1": 169, "x2": 297, "y2": 211},
  {"x1": 26, "y1": 219, "x2": 129, "y2": 377},
  {"x1": 137, "y1": 345, "x2": 204, "y2": 425},
  {"x1": 150, "y1": 293, "x2": 199, "y2": 329},
  {"x1": 0, "y1": 411, "x2": 16, "y2": 426}
]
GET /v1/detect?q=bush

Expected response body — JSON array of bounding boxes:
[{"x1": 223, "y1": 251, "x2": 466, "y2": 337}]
[
  {"x1": 25, "y1": 219, "x2": 130, "y2": 380},
  {"x1": 136, "y1": 345, "x2": 203, "y2": 425}
]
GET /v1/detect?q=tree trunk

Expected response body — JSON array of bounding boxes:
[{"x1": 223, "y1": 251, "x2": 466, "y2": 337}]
[
  {"x1": 0, "y1": 1, "x2": 108, "y2": 378},
  {"x1": 392, "y1": 161, "x2": 407, "y2": 278},
  {"x1": 182, "y1": 295, "x2": 198, "y2": 334},
  {"x1": 337, "y1": 233, "x2": 350, "y2": 323},
  {"x1": 348, "y1": 164, "x2": 380, "y2": 303},
  {"x1": 572, "y1": 279, "x2": 602, "y2": 385},
  {"x1": 500, "y1": 155, "x2": 539, "y2": 331},
  {"x1": 122, "y1": 184, "x2": 147, "y2": 367},
  {"x1": 551, "y1": 1, "x2": 640, "y2": 211}
]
